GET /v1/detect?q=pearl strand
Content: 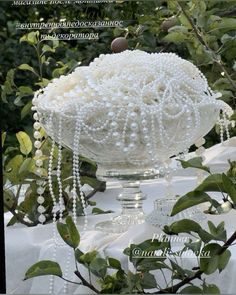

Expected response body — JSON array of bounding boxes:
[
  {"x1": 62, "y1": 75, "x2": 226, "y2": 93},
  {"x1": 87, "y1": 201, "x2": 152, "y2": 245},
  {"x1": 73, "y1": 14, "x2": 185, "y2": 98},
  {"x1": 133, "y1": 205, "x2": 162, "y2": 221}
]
[
  {"x1": 195, "y1": 137, "x2": 206, "y2": 184},
  {"x1": 33, "y1": 111, "x2": 47, "y2": 224},
  {"x1": 73, "y1": 105, "x2": 88, "y2": 230},
  {"x1": 57, "y1": 117, "x2": 64, "y2": 221},
  {"x1": 222, "y1": 111, "x2": 230, "y2": 140}
]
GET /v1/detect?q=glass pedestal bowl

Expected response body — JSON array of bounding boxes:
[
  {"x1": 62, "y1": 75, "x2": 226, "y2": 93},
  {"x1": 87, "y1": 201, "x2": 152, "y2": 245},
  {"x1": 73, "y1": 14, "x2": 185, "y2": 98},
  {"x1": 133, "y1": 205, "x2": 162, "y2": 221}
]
[{"x1": 37, "y1": 101, "x2": 223, "y2": 233}]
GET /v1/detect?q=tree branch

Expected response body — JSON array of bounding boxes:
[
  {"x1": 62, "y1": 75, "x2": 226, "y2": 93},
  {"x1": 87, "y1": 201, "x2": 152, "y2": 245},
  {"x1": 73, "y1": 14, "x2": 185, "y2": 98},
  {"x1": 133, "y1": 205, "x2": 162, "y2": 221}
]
[
  {"x1": 178, "y1": 1, "x2": 236, "y2": 91},
  {"x1": 85, "y1": 182, "x2": 106, "y2": 201},
  {"x1": 155, "y1": 230, "x2": 236, "y2": 294},
  {"x1": 4, "y1": 203, "x2": 37, "y2": 227},
  {"x1": 74, "y1": 270, "x2": 100, "y2": 293}
]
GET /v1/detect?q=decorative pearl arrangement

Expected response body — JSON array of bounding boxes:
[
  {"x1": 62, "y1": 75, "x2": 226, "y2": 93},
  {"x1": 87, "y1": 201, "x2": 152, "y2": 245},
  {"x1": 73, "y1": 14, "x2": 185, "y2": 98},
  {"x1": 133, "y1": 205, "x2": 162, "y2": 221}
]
[{"x1": 31, "y1": 50, "x2": 234, "y2": 293}]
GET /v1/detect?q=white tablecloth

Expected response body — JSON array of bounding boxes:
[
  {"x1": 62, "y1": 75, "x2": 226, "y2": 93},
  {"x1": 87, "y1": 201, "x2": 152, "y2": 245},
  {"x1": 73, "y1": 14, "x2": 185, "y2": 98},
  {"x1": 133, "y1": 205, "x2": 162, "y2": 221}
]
[{"x1": 5, "y1": 138, "x2": 236, "y2": 294}]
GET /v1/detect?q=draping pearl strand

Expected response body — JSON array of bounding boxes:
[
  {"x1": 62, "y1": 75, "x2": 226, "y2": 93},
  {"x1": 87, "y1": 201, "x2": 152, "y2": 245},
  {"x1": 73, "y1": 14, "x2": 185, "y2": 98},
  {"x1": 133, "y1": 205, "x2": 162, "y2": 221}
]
[
  {"x1": 164, "y1": 159, "x2": 174, "y2": 198},
  {"x1": 47, "y1": 112, "x2": 78, "y2": 294},
  {"x1": 57, "y1": 117, "x2": 64, "y2": 220},
  {"x1": 47, "y1": 113, "x2": 62, "y2": 294},
  {"x1": 73, "y1": 105, "x2": 88, "y2": 226},
  {"x1": 33, "y1": 111, "x2": 47, "y2": 224},
  {"x1": 195, "y1": 137, "x2": 206, "y2": 185}
]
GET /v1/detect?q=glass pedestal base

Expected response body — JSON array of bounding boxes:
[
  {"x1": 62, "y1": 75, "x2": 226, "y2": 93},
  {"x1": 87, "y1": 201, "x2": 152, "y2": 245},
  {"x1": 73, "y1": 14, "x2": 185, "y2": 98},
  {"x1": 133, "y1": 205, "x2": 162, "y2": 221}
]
[
  {"x1": 95, "y1": 181, "x2": 146, "y2": 233},
  {"x1": 95, "y1": 210, "x2": 145, "y2": 234},
  {"x1": 146, "y1": 198, "x2": 206, "y2": 228}
]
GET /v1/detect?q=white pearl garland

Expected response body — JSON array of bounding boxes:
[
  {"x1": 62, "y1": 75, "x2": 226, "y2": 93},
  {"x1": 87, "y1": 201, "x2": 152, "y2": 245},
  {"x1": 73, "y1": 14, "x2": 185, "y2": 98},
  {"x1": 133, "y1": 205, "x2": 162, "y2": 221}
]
[{"x1": 33, "y1": 110, "x2": 46, "y2": 225}]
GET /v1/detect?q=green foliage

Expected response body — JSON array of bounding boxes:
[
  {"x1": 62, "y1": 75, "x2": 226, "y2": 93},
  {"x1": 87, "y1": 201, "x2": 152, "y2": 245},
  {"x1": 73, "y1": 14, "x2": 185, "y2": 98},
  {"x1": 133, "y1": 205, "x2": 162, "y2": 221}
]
[
  {"x1": 24, "y1": 212, "x2": 235, "y2": 294},
  {"x1": 24, "y1": 260, "x2": 62, "y2": 280},
  {"x1": 172, "y1": 157, "x2": 236, "y2": 216},
  {"x1": 177, "y1": 157, "x2": 210, "y2": 173},
  {"x1": 57, "y1": 216, "x2": 80, "y2": 249},
  {"x1": 1, "y1": 0, "x2": 236, "y2": 226}
]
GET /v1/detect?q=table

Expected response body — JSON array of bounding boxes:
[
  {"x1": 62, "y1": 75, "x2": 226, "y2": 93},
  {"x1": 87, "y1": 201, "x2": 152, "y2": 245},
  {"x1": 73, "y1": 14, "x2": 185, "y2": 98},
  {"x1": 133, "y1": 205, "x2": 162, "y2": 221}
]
[{"x1": 5, "y1": 138, "x2": 236, "y2": 294}]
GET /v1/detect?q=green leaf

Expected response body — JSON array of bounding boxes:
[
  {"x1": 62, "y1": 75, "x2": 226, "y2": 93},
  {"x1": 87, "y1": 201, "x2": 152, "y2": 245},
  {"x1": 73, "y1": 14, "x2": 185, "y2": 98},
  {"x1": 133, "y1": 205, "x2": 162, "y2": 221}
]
[
  {"x1": 180, "y1": 286, "x2": 202, "y2": 293},
  {"x1": 52, "y1": 65, "x2": 68, "y2": 78},
  {"x1": 5, "y1": 155, "x2": 24, "y2": 184},
  {"x1": 4, "y1": 189, "x2": 16, "y2": 212},
  {"x1": 36, "y1": 78, "x2": 50, "y2": 87},
  {"x1": 2, "y1": 132, "x2": 6, "y2": 147},
  {"x1": 20, "y1": 31, "x2": 39, "y2": 45},
  {"x1": 57, "y1": 216, "x2": 80, "y2": 248},
  {"x1": 184, "y1": 239, "x2": 202, "y2": 253},
  {"x1": 195, "y1": 174, "x2": 225, "y2": 192},
  {"x1": 201, "y1": 255, "x2": 219, "y2": 275},
  {"x1": 200, "y1": 244, "x2": 222, "y2": 274},
  {"x1": 21, "y1": 101, "x2": 33, "y2": 120},
  {"x1": 208, "y1": 221, "x2": 226, "y2": 241},
  {"x1": 7, "y1": 216, "x2": 18, "y2": 226},
  {"x1": 208, "y1": 220, "x2": 217, "y2": 236},
  {"x1": 166, "y1": 219, "x2": 214, "y2": 243},
  {"x1": 18, "y1": 64, "x2": 36, "y2": 74},
  {"x1": 222, "y1": 173, "x2": 236, "y2": 205},
  {"x1": 89, "y1": 257, "x2": 107, "y2": 278},
  {"x1": 218, "y1": 250, "x2": 231, "y2": 272},
  {"x1": 170, "y1": 260, "x2": 186, "y2": 279},
  {"x1": 140, "y1": 272, "x2": 157, "y2": 289},
  {"x1": 42, "y1": 44, "x2": 55, "y2": 53},
  {"x1": 212, "y1": 17, "x2": 236, "y2": 30},
  {"x1": 92, "y1": 207, "x2": 114, "y2": 215},
  {"x1": 74, "y1": 249, "x2": 84, "y2": 263},
  {"x1": 18, "y1": 86, "x2": 33, "y2": 95},
  {"x1": 19, "y1": 158, "x2": 34, "y2": 176},
  {"x1": 77, "y1": 250, "x2": 98, "y2": 264},
  {"x1": 16, "y1": 131, "x2": 32, "y2": 155},
  {"x1": 107, "y1": 258, "x2": 122, "y2": 270},
  {"x1": 168, "y1": 219, "x2": 202, "y2": 234},
  {"x1": 202, "y1": 283, "x2": 220, "y2": 294},
  {"x1": 177, "y1": 157, "x2": 210, "y2": 173},
  {"x1": 171, "y1": 191, "x2": 213, "y2": 216},
  {"x1": 24, "y1": 260, "x2": 62, "y2": 280},
  {"x1": 163, "y1": 31, "x2": 188, "y2": 43}
]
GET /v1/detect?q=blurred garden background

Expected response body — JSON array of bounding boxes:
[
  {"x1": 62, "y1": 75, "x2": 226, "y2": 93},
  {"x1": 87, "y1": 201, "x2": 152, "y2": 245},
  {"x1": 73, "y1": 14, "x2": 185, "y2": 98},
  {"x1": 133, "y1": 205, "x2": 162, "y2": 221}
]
[{"x1": 1, "y1": 0, "x2": 236, "y2": 226}]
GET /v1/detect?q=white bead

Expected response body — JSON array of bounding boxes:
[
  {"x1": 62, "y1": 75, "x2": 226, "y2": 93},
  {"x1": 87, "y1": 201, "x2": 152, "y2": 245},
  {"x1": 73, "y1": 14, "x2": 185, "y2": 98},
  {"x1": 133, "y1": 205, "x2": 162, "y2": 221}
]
[
  {"x1": 196, "y1": 146, "x2": 205, "y2": 155},
  {"x1": 38, "y1": 205, "x2": 46, "y2": 213},
  {"x1": 123, "y1": 147, "x2": 129, "y2": 153},
  {"x1": 130, "y1": 133, "x2": 138, "y2": 141},
  {"x1": 33, "y1": 122, "x2": 41, "y2": 130},
  {"x1": 116, "y1": 141, "x2": 123, "y2": 148},
  {"x1": 111, "y1": 122, "x2": 118, "y2": 129},
  {"x1": 33, "y1": 112, "x2": 39, "y2": 120},
  {"x1": 143, "y1": 127, "x2": 148, "y2": 134},
  {"x1": 37, "y1": 196, "x2": 45, "y2": 204},
  {"x1": 34, "y1": 131, "x2": 41, "y2": 139},
  {"x1": 108, "y1": 111, "x2": 115, "y2": 118},
  {"x1": 129, "y1": 143, "x2": 135, "y2": 150},
  {"x1": 113, "y1": 132, "x2": 119, "y2": 138},
  {"x1": 34, "y1": 141, "x2": 41, "y2": 149},
  {"x1": 36, "y1": 179, "x2": 44, "y2": 185},
  {"x1": 130, "y1": 112, "x2": 138, "y2": 119},
  {"x1": 195, "y1": 138, "x2": 206, "y2": 147},
  {"x1": 35, "y1": 149, "x2": 43, "y2": 157},
  {"x1": 36, "y1": 168, "x2": 42, "y2": 175},
  {"x1": 38, "y1": 214, "x2": 46, "y2": 223},
  {"x1": 37, "y1": 186, "x2": 45, "y2": 194},
  {"x1": 36, "y1": 159, "x2": 43, "y2": 167},
  {"x1": 130, "y1": 122, "x2": 138, "y2": 130}
]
